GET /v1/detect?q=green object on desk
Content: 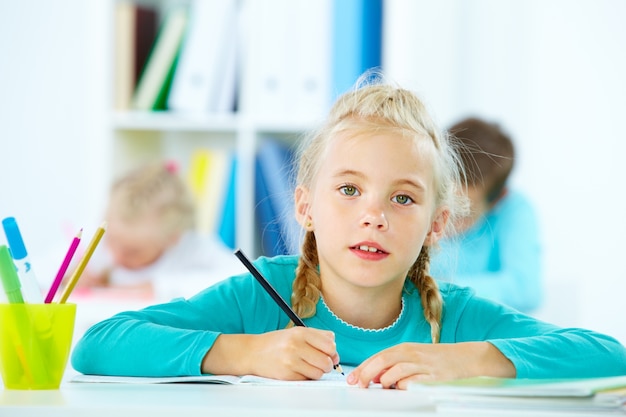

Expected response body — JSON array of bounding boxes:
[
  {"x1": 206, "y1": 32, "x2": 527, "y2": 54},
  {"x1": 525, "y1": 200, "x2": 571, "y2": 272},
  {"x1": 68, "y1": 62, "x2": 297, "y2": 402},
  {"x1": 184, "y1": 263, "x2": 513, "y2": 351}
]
[
  {"x1": 409, "y1": 374, "x2": 626, "y2": 397},
  {"x1": 0, "y1": 244, "x2": 25, "y2": 303},
  {"x1": 409, "y1": 375, "x2": 626, "y2": 414}
]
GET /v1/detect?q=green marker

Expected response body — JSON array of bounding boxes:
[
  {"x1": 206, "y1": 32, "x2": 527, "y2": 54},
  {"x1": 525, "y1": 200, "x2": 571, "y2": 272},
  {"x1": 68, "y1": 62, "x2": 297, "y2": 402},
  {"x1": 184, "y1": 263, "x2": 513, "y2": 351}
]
[
  {"x1": 0, "y1": 245, "x2": 25, "y2": 303},
  {"x1": 0, "y1": 244, "x2": 51, "y2": 386}
]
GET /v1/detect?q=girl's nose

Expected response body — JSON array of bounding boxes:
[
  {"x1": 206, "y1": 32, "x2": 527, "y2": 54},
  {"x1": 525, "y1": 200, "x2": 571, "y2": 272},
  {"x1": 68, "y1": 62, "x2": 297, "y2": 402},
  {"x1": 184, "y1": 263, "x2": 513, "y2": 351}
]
[{"x1": 361, "y1": 205, "x2": 389, "y2": 230}]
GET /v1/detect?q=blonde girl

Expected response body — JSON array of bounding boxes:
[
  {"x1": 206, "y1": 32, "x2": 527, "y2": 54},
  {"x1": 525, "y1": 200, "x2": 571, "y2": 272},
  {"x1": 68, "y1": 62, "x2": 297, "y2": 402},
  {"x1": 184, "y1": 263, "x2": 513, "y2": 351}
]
[
  {"x1": 79, "y1": 161, "x2": 243, "y2": 299},
  {"x1": 72, "y1": 81, "x2": 626, "y2": 389}
]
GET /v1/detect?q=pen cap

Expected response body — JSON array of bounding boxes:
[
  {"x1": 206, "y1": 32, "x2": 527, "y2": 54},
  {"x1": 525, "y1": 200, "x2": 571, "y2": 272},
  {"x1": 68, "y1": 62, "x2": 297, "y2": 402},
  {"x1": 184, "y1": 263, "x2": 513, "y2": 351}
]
[
  {"x1": 2, "y1": 217, "x2": 28, "y2": 260},
  {"x1": 0, "y1": 245, "x2": 22, "y2": 294}
]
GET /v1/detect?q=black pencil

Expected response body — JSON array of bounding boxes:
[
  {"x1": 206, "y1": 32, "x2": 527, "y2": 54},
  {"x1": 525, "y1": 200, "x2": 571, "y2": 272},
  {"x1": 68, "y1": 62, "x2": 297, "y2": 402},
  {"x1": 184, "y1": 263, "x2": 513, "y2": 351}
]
[{"x1": 234, "y1": 249, "x2": 344, "y2": 375}]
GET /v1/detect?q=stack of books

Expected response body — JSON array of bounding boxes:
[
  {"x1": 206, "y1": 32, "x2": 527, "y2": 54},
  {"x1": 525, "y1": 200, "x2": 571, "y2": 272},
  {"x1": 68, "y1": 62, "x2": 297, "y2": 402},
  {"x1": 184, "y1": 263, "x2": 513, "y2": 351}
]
[
  {"x1": 113, "y1": 0, "x2": 384, "y2": 118},
  {"x1": 409, "y1": 375, "x2": 626, "y2": 414}
]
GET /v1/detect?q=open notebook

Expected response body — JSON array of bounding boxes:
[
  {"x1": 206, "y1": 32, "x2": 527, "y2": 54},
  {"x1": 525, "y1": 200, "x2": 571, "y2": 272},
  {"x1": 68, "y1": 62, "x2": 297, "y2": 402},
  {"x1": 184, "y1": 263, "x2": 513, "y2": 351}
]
[{"x1": 71, "y1": 366, "x2": 356, "y2": 387}]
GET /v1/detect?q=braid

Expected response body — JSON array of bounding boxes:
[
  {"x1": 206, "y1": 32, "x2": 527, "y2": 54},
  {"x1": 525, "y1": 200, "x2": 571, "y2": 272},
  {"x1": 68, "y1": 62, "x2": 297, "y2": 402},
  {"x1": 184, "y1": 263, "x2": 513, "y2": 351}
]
[
  {"x1": 408, "y1": 246, "x2": 442, "y2": 343},
  {"x1": 289, "y1": 231, "x2": 322, "y2": 328}
]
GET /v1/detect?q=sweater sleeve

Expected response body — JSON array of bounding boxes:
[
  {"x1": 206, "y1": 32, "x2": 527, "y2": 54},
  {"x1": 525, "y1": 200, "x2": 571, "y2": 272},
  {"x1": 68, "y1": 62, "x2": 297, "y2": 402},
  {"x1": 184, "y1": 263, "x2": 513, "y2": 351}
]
[
  {"x1": 72, "y1": 297, "x2": 227, "y2": 377},
  {"x1": 453, "y1": 294, "x2": 626, "y2": 379},
  {"x1": 71, "y1": 261, "x2": 292, "y2": 377}
]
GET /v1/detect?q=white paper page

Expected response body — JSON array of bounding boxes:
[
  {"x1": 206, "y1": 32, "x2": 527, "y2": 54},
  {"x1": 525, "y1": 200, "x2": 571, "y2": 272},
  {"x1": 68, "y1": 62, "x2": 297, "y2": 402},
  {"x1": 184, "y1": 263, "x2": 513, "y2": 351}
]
[{"x1": 71, "y1": 366, "x2": 357, "y2": 387}]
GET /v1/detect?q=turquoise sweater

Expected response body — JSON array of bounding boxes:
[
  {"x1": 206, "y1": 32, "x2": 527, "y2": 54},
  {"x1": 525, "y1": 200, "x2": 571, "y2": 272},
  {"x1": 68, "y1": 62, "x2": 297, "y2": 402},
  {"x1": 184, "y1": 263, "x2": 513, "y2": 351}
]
[
  {"x1": 430, "y1": 190, "x2": 542, "y2": 312},
  {"x1": 72, "y1": 255, "x2": 626, "y2": 379}
]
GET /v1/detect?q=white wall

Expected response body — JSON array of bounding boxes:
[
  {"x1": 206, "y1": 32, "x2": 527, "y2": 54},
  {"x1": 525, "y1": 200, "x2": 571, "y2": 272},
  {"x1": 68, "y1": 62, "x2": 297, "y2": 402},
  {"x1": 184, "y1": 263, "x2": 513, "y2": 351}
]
[
  {"x1": 1, "y1": 0, "x2": 625, "y2": 342},
  {"x1": 0, "y1": 0, "x2": 108, "y2": 283},
  {"x1": 385, "y1": 0, "x2": 626, "y2": 342}
]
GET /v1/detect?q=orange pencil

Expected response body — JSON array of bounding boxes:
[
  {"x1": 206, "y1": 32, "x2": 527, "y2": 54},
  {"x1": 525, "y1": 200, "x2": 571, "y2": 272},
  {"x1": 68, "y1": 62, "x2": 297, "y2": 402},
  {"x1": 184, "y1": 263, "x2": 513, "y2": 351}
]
[{"x1": 58, "y1": 223, "x2": 106, "y2": 303}]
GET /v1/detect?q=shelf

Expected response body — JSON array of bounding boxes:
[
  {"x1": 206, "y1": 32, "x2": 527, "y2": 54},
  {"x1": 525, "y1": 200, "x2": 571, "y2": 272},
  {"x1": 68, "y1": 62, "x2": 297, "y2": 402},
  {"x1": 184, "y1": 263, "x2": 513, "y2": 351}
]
[
  {"x1": 112, "y1": 111, "x2": 320, "y2": 135},
  {"x1": 105, "y1": 0, "x2": 322, "y2": 257},
  {"x1": 112, "y1": 111, "x2": 240, "y2": 132}
]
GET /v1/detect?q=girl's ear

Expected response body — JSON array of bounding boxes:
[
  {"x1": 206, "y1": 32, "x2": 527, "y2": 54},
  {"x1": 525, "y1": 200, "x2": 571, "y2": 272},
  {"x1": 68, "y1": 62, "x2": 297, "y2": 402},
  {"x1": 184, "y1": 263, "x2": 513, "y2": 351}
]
[
  {"x1": 425, "y1": 208, "x2": 449, "y2": 246},
  {"x1": 294, "y1": 185, "x2": 312, "y2": 228}
]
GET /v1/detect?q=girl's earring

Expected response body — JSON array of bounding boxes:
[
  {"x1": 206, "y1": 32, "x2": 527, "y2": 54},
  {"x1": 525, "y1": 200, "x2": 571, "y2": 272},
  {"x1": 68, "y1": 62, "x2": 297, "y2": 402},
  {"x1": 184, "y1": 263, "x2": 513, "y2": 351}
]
[{"x1": 306, "y1": 221, "x2": 312, "y2": 229}]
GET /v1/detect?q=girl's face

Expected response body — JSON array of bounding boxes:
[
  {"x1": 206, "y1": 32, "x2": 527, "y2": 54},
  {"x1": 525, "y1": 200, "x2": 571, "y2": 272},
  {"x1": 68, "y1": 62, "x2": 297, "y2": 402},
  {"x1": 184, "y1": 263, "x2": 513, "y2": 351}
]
[
  {"x1": 296, "y1": 131, "x2": 447, "y2": 295},
  {"x1": 104, "y1": 214, "x2": 174, "y2": 270}
]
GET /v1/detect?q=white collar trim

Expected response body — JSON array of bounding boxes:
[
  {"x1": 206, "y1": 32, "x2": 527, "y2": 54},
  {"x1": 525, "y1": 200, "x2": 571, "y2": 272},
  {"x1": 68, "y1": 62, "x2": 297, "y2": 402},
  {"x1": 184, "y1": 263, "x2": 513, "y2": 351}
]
[{"x1": 319, "y1": 295, "x2": 406, "y2": 333}]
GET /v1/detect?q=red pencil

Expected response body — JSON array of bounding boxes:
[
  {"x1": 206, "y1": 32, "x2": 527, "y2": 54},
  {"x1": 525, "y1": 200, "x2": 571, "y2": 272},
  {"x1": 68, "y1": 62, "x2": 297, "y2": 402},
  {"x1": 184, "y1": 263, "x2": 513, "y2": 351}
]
[{"x1": 45, "y1": 229, "x2": 82, "y2": 303}]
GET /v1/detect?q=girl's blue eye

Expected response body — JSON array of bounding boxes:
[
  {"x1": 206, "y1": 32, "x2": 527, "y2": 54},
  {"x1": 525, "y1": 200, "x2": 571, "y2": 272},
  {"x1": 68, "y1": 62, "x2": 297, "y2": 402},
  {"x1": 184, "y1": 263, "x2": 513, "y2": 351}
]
[
  {"x1": 393, "y1": 194, "x2": 413, "y2": 205},
  {"x1": 340, "y1": 185, "x2": 359, "y2": 196}
]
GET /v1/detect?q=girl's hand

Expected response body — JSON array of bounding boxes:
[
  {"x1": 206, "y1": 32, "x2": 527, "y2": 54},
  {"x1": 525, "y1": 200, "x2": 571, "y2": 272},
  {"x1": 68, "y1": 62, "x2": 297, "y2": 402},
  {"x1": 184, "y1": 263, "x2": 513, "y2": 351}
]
[
  {"x1": 347, "y1": 342, "x2": 515, "y2": 390},
  {"x1": 202, "y1": 328, "x2": 340, "y2": 381}
]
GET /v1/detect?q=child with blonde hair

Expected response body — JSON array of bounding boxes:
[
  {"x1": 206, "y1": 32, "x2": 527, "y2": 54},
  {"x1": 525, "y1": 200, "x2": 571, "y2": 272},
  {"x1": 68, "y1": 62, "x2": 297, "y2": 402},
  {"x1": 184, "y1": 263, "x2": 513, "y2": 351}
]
[
  {"x1": 72, "y1": 79, "x2": 626, "y2": 389},
  {"x1": 78, "y1": 161, "x2": 244, "y2": 300}
]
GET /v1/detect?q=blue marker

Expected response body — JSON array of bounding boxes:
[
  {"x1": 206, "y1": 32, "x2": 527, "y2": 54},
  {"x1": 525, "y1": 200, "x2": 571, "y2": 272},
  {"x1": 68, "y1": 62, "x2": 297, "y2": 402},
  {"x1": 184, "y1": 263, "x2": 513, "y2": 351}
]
[{"x1": 2, "y1": 217, "x2": 43, "y2": 303}]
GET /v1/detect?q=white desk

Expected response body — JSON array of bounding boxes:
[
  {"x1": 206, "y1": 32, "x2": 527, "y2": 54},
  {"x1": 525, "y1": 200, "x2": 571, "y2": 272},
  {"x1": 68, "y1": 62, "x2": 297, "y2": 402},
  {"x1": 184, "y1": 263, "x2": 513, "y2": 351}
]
[
  {"x1": 0, "y1": 381, "x2": 614, "y2": 417},
  {"x1": 0, "y1": 382, "x2": 437, "y2": 417},
  {"x1": 1, "y1": 299, "x2": 616, "y2": 417}
]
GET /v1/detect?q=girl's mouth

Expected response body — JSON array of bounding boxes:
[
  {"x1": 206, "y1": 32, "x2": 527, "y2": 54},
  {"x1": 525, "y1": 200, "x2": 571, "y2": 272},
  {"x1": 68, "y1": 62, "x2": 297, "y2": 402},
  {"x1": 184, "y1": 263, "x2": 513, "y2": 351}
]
[{"x1": 351, "y1": 244, "x2": 387, "y2": 254}]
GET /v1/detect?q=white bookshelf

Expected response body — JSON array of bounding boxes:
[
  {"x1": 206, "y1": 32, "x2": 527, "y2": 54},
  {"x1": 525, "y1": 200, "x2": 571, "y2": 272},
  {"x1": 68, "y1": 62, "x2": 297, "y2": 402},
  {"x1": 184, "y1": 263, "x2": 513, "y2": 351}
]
[
  {"x1": 104, "y1": 0, "x2": 332, "y2": 256},
  {"x1": 108, "y1": 114, "x2": 314, "y2": 258}
]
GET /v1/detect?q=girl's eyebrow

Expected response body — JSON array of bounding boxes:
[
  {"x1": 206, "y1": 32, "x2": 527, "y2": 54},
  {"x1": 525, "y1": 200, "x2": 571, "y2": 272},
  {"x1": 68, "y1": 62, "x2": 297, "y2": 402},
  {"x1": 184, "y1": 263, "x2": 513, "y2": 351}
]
[
  {"x1": 393, "y1": 178, "x2": 426, "y2": 193},
  {"x1": 331, "y1": 169, "x2": 364, "y2": 179},
  {"x1": 332, "y1": 169, "x2": 426, "y2": 192}
]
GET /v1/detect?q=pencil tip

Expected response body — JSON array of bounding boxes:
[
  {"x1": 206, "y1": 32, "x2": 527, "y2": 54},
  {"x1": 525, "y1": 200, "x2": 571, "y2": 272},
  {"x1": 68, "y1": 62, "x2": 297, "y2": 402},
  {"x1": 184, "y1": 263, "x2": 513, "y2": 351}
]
[{"x1": 334, "y1": 364, "x2": 345, "y2": 376}]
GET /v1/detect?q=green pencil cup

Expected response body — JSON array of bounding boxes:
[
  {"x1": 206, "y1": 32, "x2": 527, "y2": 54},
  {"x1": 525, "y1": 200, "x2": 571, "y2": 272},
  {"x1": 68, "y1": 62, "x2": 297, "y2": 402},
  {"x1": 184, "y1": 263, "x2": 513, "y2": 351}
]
[{"x1": 0, "y1": 303, "x2": 76, "y2": 390}]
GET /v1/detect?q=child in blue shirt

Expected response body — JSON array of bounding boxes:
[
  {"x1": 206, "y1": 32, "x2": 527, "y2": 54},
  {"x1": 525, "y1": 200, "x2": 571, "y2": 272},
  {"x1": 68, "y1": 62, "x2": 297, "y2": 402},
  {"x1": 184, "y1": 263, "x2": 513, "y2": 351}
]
[
  {"x1": 72, "y1": 79, "x2": 626, "y2": 389},
  {"x1": 430, "y1": 118, "x2": 542, "y2": 312}
]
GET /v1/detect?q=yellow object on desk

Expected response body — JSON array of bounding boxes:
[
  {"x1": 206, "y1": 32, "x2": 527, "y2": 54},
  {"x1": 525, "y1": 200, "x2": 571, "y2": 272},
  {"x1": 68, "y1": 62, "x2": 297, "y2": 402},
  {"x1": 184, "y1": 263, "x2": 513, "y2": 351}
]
[{"x1": 0, "y1": 303, "x2": 76, "y2": 390}]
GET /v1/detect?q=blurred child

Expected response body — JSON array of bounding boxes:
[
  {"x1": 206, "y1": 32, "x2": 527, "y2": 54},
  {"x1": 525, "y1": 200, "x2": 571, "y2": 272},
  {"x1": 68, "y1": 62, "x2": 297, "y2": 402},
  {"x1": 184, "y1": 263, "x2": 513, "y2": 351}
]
[
  {"x1": 78, "y1": 161, "x2": 245, "y2": 300},
  {"x1": 430, "y1": 117, "x2": 542, "y2": 312}
]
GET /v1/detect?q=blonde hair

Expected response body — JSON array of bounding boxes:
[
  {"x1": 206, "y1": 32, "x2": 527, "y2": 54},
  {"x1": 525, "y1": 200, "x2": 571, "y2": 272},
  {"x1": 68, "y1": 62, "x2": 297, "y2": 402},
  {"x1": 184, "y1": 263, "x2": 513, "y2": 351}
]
[
  {"x1": 291, "y1": 78, "x2": 468, "y2": 343},
  {"x1": 107, "y1": 161, "x2": 196, "y2": 240}
]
